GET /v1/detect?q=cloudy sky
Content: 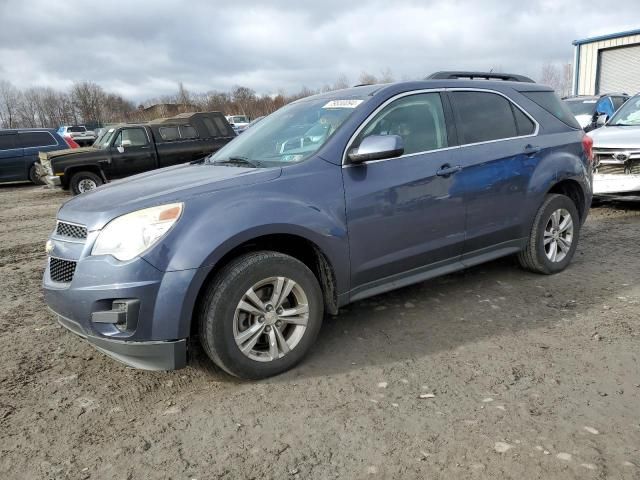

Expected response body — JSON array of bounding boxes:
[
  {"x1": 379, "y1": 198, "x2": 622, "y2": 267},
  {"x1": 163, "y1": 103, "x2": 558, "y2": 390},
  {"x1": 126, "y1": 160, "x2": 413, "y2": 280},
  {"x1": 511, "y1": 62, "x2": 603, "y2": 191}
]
[{"x1": 1, "y1": 0, "x2": 639, "y2": 101}]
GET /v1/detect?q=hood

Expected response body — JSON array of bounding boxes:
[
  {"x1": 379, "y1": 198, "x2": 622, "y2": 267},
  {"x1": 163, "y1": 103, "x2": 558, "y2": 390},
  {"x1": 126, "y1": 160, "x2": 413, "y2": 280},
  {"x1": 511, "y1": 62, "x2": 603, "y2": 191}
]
[
  {"x1": 575, "y1": 114, "x2": 592, "y2": 129},
  {"x1": 58, "y1": 163, "x2": 282, "y2": 230},
  {"x1": 588, "y1": 125, "x2": 640, "y2": 149},
  {"x1": 42, "y1": 147, "x2": 98, "y2": 160}
]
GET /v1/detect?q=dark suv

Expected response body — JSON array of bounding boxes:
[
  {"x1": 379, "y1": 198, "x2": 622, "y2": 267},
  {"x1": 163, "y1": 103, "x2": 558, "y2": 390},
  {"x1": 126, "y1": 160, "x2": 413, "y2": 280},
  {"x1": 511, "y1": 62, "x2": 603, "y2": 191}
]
[
  {"x1": 0, "y1": 129, "x2": 72, "y2": 184},
  {"x1": 43, "y1": 73, "x2": 593, "y2": 379}
]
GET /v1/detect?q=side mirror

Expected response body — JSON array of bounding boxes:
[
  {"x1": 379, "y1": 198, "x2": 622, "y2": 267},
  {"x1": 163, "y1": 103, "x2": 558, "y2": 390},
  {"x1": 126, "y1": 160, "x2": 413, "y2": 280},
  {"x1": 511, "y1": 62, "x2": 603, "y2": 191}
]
[
  {"x1": 348, "y1": 135, "x2": 404, "y2": 163},
  {"x1": 596, "y1": 114, "x2": 608, "y2": 126}
]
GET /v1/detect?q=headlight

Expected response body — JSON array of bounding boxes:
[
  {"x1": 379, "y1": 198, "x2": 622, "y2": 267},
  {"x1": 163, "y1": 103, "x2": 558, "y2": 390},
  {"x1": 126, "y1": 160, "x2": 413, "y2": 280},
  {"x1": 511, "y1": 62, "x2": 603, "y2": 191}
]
[{"x1": 92, "y1": 203, "x2": 183, "y2": 261}]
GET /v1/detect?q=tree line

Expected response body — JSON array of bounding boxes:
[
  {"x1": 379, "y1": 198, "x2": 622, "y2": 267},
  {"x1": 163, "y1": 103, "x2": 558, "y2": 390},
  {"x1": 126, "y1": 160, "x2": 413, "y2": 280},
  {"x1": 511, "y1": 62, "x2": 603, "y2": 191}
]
[{"x1": 0, "y1": 64, "x2": 571, "y2": 129}]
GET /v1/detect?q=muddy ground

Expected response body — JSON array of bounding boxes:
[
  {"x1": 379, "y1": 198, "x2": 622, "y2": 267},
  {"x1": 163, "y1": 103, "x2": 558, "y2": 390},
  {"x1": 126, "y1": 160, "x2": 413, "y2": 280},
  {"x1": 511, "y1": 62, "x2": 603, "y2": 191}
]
[{"x1": 0, "y1": 183, "x2": 638, "y2": 480}]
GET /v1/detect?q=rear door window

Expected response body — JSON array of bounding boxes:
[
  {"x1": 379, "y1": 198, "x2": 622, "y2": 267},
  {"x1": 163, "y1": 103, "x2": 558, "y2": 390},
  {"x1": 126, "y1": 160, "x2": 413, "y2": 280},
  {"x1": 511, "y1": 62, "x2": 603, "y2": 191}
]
[
  {"x1": 521, "y1": 91, "x2": 581, "y2": 129},
  {"x1": 450, "y1": 91, "x2": 520, "y2": 144},
  {"x1": 0, "y1": 134, "x2": 17, "y2": 151},
  {"x1": 18, "y1": 131, "x2": 57, "y2": 148}
]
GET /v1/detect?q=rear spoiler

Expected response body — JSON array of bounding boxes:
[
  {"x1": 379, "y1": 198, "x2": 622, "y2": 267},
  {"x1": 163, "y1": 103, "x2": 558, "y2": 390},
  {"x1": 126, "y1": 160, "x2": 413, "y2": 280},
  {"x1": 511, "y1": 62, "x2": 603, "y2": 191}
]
[{"x1": 426, "y1": 71, "x2": 535, "y2": 83}]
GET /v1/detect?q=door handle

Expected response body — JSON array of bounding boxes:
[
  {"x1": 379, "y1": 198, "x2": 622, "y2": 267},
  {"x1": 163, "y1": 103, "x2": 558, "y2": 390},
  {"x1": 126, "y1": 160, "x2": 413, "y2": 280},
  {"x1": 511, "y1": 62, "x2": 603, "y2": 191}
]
[
  {"x1": 524, "y1": 144, "x2": 541, "y2": 156},
  {"x1": 436, "y1": 164, "x2": 462, "y2": 177}
]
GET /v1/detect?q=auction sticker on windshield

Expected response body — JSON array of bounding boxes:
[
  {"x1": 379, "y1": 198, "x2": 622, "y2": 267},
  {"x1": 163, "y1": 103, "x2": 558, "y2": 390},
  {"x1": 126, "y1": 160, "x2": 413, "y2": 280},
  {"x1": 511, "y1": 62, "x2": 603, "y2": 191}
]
[{"x1": 322, "y1": 100, "x2": 363, "y2": 109}]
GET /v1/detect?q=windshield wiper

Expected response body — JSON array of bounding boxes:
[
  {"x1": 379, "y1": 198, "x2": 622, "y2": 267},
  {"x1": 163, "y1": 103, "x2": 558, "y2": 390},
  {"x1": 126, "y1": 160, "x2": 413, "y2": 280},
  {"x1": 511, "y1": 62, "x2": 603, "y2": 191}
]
[
  {"x1": 611, "y1": 123, "x2": 638, "y2": 127},
  {"x1": 213, "y1": 155, "x2": 261, "y2": 168}
]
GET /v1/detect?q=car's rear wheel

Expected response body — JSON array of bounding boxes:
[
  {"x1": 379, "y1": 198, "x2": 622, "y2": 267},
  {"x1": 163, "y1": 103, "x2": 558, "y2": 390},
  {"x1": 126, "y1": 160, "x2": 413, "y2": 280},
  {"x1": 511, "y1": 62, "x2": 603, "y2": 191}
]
[
  {"x1": 28, "y1": 164, "x2": 44, "y2": 185},
  {"x1": 70, "y1": 171, "x2": 103, "y2": 195},
  {"x1": 518, "y1": 193, "x2": 580, "y2": 274},
  {"x1": 198, "y1": 251, "x2": 324, "y2": 379}
]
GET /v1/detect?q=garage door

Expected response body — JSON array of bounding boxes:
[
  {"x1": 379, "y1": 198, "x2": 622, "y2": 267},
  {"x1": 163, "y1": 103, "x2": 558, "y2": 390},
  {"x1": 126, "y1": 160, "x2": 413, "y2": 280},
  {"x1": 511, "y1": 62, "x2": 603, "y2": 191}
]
[{"x1": 597, "y1": 44, "x2": 640, "y2": 94}]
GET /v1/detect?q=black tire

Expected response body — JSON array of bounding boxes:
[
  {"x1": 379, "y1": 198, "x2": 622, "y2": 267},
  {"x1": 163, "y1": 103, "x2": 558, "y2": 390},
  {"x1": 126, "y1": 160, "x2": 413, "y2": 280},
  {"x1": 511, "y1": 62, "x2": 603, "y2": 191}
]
[
  {"x1": 70, "y1": 171, "x2": 103, "y2": 195},
  {"x1": 518, "y1": 194, "x2": 580, "y2": 274},
  {"x1": 198, "y1": 251, "x2": 324, "y2": 379},
  {"x1": 28, "y1": 164, "x2": 44, "y2": 185}
]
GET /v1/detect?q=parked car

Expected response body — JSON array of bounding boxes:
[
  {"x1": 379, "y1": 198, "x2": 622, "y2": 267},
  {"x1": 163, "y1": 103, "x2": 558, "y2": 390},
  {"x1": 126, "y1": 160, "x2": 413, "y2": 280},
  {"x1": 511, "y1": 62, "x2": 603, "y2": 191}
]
[
  {"x1": 57, "y1": 125, "x2": 97, "y2": 146},
  {"x1": 38, "y1": 112, "x2": 236, "y2": 194},
  {"x1": 242, "y1": 115, "x2": 265, "y2": 133},
  {"x1": 226, "y1": 115, "x2": 250, "y2": 134},
  {"x1": 0, "y1": 128, "x2": 75, "y2": 185},
  {"x1": 563, "y1": 94, "x2": 629, "y2": 132},
  {"x1": 43, "y1": 72, "x2": 592, "y2": 378},
  {"x1": 588, "y1": 93, "x2": 640, "y2": 196}
]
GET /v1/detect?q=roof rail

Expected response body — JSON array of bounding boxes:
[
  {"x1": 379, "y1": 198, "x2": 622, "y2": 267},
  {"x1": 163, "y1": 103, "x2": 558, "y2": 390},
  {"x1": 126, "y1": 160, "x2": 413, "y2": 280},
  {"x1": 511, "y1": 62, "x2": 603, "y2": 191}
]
[{"x1": 426, "y1": 71, "x2": 535, "y2": 83}]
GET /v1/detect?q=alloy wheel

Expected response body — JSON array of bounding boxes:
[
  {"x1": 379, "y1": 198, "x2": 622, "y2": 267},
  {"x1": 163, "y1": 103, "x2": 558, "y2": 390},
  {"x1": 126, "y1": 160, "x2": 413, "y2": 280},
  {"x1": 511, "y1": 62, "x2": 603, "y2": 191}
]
[
  {"x1": 544, "y1": 208, "x2": 573, "y2": 262},
  {"x1": 233, "y1": 276, "x2": 309, "y2": 362}
]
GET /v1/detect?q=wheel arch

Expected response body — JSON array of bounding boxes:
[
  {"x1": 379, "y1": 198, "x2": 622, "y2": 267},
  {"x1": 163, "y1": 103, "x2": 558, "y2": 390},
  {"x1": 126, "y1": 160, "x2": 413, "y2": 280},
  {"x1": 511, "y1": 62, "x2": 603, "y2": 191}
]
[
  {"x1": 187, "y1": 232, "x2": 340, "y2": 337},
  {"x1": 63, "y1": 165, "x2": 107, "y2": 188},
  {"x1": 547, "y1": 178, "x2": 587, "y2": 222}
]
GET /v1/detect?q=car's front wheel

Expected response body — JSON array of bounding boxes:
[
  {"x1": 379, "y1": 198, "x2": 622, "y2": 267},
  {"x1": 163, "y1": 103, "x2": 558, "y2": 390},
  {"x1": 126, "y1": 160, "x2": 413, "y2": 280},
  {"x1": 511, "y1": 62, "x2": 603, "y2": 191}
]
[
  {"x1": 70, "y1": 171, "x2": 103, "y2": 195},
  {"x1": 518, "y1": 193, "x2": 580, "y2": 274},
  {"x1": 198, "y1": 251, "x2": 324, "y2": 379}
]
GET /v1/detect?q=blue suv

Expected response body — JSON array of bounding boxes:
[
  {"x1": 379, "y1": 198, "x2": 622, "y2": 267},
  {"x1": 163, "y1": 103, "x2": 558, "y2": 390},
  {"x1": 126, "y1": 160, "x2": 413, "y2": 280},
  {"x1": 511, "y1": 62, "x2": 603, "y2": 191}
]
[{"x1": 43, "y1": 72, "x2": 593, "y2": 379}]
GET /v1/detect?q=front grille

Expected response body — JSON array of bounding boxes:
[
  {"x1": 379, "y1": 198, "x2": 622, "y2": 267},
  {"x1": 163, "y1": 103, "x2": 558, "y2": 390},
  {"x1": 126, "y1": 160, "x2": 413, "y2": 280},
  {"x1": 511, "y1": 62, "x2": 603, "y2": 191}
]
[
  {"x1": 596, "y1": 161, "x2": 640, "y2": 175},
  {"x1": 56, "y1": 221, "x2": 87, "y2": 239},
  {"x1": 597, "y1": 164, "x2": 626, "y2": 175},
  {"x1": 49, "y1": 257, "x2": 77, "y2": 283}
]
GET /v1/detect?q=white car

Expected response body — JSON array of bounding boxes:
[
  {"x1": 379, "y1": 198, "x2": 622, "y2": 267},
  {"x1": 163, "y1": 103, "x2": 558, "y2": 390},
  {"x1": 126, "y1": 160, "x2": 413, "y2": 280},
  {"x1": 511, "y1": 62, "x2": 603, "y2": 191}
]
[
  {"x1": 57, "y1": 125, "x2": 97, "y2": 147},
  {"x1": 225, "y1": 115, "x2": 250, "y2": 134},
  {"x1": 589, "y1": 94, "x2": 640, "y2": 196}
]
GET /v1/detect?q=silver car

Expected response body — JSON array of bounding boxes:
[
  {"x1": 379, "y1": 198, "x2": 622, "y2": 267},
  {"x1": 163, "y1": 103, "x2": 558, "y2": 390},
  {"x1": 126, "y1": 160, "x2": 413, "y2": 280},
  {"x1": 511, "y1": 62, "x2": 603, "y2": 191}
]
[{"x1": 588, "y1": 94, "x2": 640, "y2": 196}]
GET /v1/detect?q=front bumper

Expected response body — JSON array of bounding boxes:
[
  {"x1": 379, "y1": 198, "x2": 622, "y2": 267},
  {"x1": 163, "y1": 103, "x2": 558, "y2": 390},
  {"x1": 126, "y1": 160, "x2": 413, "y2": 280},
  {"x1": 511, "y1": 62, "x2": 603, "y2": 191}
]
[
  {"x1": 53, "y1": 309, "x2": 186, "y2": 370},
  {"x1": 593, "y1": 173, "x2": 640, "y2": 195},
  {"x1": 34, "y1": 162, "x2": 62, "y2": 188},
  {"x1": 43, "y1": 228, "x2": 198, "y2": 370}
]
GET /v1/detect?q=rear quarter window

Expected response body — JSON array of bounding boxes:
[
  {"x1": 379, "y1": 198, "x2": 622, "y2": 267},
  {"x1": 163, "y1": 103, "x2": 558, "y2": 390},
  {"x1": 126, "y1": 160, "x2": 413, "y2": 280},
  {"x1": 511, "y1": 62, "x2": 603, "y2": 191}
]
[{"x1": 521, "y1": 91, "x2": 581, "y2": 129}]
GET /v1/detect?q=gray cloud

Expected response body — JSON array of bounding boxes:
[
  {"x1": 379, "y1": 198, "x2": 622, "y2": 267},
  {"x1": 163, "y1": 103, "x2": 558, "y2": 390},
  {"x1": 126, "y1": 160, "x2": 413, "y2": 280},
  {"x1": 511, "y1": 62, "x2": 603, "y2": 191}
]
[{"x1": 1, "y1": 0, "x2": 639, "y2": 100}]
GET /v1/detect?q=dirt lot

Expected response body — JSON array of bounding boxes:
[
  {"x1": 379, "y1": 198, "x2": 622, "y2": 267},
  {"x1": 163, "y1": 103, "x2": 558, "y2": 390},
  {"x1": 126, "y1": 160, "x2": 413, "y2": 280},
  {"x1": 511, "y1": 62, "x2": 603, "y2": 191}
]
[{"x1": 0, "y1": 183, "x2": 639, "y2": 480}]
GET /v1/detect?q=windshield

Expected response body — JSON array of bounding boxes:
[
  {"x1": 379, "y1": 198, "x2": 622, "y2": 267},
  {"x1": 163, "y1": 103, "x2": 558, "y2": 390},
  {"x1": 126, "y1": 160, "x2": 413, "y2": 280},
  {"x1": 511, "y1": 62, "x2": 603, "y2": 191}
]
[
  {"x1": 231, "y1": 116, "x2": 249, "y2": 124},
  {"x1": 608, "y1": 95, "x2": 640, "y2": 126},
  {"x1": 209, "y1": 97, "x2": 365, "y2": 167},
  {"x1": 93, "y1": 128, "x2": 117, "y2": 148},
  {"x1": 564, "y1": 99, "x2": 596, "y2": 116}
]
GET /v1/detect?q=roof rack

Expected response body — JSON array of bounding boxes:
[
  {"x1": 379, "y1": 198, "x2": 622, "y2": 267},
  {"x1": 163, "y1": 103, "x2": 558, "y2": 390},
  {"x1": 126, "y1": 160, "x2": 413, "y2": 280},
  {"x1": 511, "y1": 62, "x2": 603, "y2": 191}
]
[{"x1": 426, "y1": 71, "x2": 535, "y2": 83}]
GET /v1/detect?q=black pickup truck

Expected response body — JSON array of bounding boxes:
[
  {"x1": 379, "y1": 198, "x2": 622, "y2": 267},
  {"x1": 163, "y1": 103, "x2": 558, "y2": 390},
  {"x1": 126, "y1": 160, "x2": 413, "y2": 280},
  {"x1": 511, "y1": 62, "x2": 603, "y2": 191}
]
[{"x1": 37, "y1": 112, "x2": 236, "y2": 194}]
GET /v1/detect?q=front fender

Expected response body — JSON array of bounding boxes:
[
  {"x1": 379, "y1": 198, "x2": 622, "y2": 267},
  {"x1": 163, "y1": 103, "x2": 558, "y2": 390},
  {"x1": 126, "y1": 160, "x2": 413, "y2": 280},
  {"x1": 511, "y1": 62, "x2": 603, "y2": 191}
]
[{"x1": 141, "y1": 159, "x2": 349, "y2": 335}]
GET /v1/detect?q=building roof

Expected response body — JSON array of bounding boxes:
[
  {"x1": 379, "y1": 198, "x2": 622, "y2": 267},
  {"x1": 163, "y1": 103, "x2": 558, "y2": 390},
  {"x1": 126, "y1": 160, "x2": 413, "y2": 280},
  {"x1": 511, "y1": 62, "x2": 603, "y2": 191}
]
[{"x1": 573, "y1": 28, "x2": 640, "y2": 46}]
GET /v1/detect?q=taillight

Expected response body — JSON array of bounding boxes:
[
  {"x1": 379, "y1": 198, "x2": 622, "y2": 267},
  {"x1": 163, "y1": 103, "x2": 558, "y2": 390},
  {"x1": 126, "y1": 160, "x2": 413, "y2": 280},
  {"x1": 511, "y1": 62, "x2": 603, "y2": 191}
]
[
  {"x1": 65, "y1": 137, "x2": 80, "y2": 149},
  {"x1": 582, "y1": 135, "x2": 594, "y2": 164}
]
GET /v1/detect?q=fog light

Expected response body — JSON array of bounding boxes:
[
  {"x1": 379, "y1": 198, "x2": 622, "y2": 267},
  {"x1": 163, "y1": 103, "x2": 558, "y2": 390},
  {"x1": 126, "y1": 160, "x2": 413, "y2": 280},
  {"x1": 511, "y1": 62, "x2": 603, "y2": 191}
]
[{"x1": 91, "y1": 299, "x2": 140, "y2": 332}]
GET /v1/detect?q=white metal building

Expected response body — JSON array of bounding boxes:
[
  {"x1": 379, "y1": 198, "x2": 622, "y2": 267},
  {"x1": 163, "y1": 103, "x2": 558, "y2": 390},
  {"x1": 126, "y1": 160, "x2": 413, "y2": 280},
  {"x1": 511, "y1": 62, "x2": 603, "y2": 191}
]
[{"x1": 572, "y1": 29, "x2": 640, "y2": 96}]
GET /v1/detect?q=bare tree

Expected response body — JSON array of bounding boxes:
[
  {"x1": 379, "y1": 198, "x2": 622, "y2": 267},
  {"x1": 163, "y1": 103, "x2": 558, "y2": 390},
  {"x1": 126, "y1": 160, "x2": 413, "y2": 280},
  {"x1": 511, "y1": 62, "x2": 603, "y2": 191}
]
[
  {"x1": 379, "y1": 67, "x2": 394, "y2": 83},
  {"x1": 0, "y1": 80, "x2": 19, "y2": 128},
  {"x1": 358, "y1": 71, "x2": 377, "y2": 85},
  {"x1": 71, "y1": 81, "x2": 106, "y2": 124},
  {"x1": 539, "y1": 62, "x2": 572, "y2": 97},
  {"x1": 333, "y1": 74, "x2": 349, "y2": 90}
]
